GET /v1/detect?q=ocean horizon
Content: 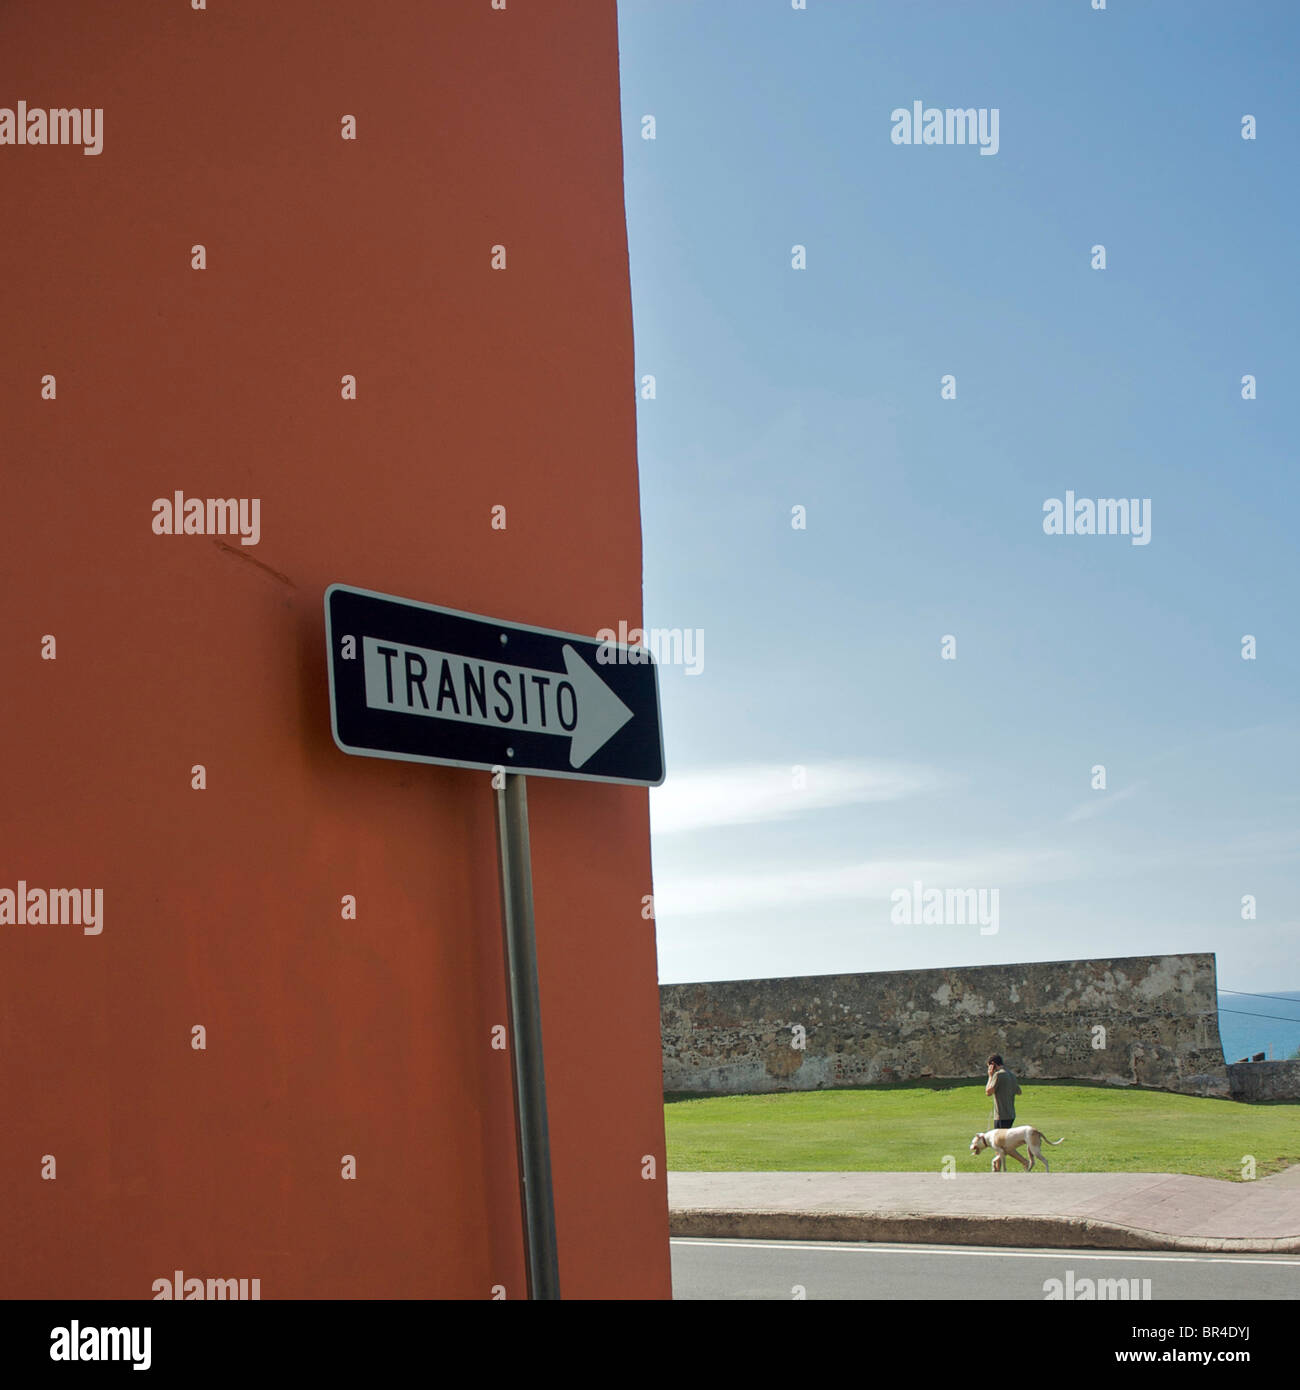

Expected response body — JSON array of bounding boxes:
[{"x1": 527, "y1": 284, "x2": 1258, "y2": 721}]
[{"x1": 1216, "y1": 991, "x2": 1300, "y2": 1063}]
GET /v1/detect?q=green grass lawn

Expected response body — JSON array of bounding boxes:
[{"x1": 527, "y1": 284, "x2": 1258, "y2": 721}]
[{"x1": 664, "y1": 1081, "x2": 1300, "y2": 1180}]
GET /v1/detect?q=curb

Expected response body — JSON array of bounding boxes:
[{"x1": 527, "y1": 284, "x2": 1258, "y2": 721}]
[{"x1": 669, "y1": 1208, "x2": 1300, "y2": 1254}]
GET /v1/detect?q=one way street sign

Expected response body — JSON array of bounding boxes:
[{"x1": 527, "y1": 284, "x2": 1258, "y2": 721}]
[{"x1": 325, "y1": 584, "x2": 665, "y2": 786}]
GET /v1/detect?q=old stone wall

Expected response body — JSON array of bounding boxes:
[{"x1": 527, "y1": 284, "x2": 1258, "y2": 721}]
[
  {"x1": 1227, "y1": 1060, "x2": 1300, "y2": 1101},
  {"x1": 661, "y1": 953, "x2": 1230, "y2": 1098}
]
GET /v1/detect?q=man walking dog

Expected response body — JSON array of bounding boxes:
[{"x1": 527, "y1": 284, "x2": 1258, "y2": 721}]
[{"x1": 972, "y1": 1053, "x2": 1066, "y2": 1171}]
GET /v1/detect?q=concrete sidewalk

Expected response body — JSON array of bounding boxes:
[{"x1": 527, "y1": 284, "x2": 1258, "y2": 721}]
[{"x1": 669, "y1": 1168, "x2": 1300, "y2": 1253}]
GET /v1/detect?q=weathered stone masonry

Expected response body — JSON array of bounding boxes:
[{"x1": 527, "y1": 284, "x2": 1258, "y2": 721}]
[
  {"x1": 661, "y1": 953, "x2": 1231, "y2": 1098},
  {"x1": 1227, "y1": 1059, "x2": 1300, "y2": 1102}
]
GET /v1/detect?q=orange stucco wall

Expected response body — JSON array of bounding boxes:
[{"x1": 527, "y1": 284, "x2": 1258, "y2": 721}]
[{"x1": 0, "y1": 0, "x2": 669, "y2": 1299}]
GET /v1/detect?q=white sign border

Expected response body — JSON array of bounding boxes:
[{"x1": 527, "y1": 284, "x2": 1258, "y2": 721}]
[{"x1": 324, "y1": 582, "x2": 667, "y2": 787}]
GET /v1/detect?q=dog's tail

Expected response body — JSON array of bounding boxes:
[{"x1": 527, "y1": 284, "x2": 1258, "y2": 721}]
[{"x1": 1043, "y1": 1135, "x2": 1066, "y2": 1146}]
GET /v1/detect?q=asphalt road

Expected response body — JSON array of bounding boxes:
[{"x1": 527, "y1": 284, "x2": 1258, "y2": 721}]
[{"x1": 670, "y1": 1238, "x2": 1300, "y2": 1300}]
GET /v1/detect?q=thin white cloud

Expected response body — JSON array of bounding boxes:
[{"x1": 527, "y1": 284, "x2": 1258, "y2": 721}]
[
  {"x1": 649, "y1": 760, "x2": 941, "y2": 835},
  {"x1": 652, "y1": 848, "x2": 1080, "y2": 918},
  {"x1": 1065, "y1": 782, "x2": 1145, "y2": 823},
  {"x1": 1191, "y1": 828, "x2": 1300, "y2": 866}
]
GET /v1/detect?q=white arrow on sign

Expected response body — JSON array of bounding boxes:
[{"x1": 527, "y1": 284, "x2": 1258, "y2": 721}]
[{"x1": 362, "y1": 636, "x2": 633, "y2": 769}]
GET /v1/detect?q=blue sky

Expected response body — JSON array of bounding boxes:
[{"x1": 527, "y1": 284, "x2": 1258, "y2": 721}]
[{"x1": 617, "y1": 0, "x2": 1300, "y2": 1021}]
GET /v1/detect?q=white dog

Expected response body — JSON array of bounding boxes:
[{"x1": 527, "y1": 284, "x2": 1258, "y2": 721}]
[{"x1": 970, "y1": 1126, "x2": 1065, "y2": 1172}]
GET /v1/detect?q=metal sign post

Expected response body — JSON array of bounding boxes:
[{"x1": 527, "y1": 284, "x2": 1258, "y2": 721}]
[
  {"x1": 494, "y1": 773, "x2": 561, "y2": 1300},
  {"x1": 324, "y1": 583, "x2": 665, "y2": 1302}
]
